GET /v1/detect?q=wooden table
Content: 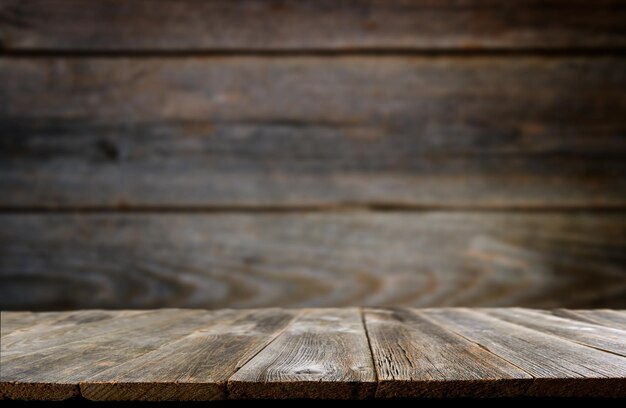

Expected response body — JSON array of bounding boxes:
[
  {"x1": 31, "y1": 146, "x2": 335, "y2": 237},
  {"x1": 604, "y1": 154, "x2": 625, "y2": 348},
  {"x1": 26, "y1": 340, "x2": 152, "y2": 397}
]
[{"x1": 1, "y1": 308, "x2": 625, "y2": 400}]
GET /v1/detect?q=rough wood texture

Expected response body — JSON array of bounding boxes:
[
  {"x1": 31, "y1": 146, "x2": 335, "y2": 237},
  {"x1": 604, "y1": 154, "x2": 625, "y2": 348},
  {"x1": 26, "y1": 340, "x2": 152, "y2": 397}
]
[
  {"x1": 552, "y1": 309, "x2": 626, "y2": 330},
  {"x1": 364, "y1": 308, "x2": 531, "y2": 397},
  {"x1": 484, "y1": 308, "x2": 626, "y2": 357},
  {"x1": 422, "y1": 308, "x2": 626, "y2": 397},
  {"x1": 1, "y1": 213, "x2": 625, "y2": 311},
  {"x1": 1, "y1": 311, "x2": 66, "y2": 337},
  {"x1": 1, "y1": 310, "x2": 153, "y2": 358},
  {"x1": 229, "y1": 308, "x2": 375, "y2": 399},
  {"x1": 0, "y1": 310, "x2": 215, "y2": 400},
  {"x1": 81, "y1": 309, "x2": 298, "y2": 401},
  {"x1": 2, "y1": 308, "x2": 626, "y2": 400},
  {"x1": 1, "y1": 57, "x2": 625, "y2": 208},
  {"x1": 1, "y1": 0, "x2": 625, "y2": 51}
]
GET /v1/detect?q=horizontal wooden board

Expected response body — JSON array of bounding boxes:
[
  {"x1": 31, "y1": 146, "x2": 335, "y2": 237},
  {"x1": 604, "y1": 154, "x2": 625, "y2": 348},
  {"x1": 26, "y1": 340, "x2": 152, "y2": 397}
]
[
  {"x1": 483, "y1": 308, "x2": 626, "y2": 357},
  {"x1": 1, "y1": 57, "x2": 625, "y2": 208},
  {"x1": 0, "y1": 309, "x2": 212, "y2": 400},
  {"x1": 364, "y1": 308, "x2": 531, "y2": 397},
  {"x1": 1, "y1": 212, "x2": 624, "y2": 310},
  {"x1": 81, "y1": 309, "x2": 297, "y2": 401},
  {"x1": 422, "y1": 308, "x2": 626, "y2": 397},
  {"x1": 229, "y1": 308, "x2": 376, "y2": 399},
  {"x1": 2, "y1": 308, "x2": 626, "y2": 400},
  {"x1": 552, "y1": 309, "x2": 626, "y2": 330},
  {"x1": 1, "y1": 0, "x2": 626, "y2": 51}
]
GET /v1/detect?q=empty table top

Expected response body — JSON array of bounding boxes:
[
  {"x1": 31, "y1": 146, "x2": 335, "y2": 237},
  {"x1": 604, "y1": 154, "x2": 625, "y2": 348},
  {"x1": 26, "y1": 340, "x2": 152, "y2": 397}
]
[{"x1": 1, "y1": 308, "x2": 625, "y2": 400}]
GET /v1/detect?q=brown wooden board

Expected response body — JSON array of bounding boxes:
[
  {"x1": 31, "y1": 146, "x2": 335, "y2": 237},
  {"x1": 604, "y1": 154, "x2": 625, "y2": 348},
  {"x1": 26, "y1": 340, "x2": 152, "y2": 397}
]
[
  {"x1": 1, "y1": 0, "x2": 625, "y2": 51},
  {"x1": 1, "y1": 310, "x2": 154, "y2": 358},
  {"x1": 228, "y1": 308, "x2": 376, "y2": 399},
  {"x1": 1, "y1": 213, "x2": 625, "y2": 310},
  {"x1": 0, "y1": 309, "x2": 215, "y2": 400},
  {"x1": 1, "y1": 312, "x2": 57, "y2": 337},
  {"x1": 422, "y1": 308, "x2": 626, "y2": 397},
  {"x1": 1, "y1": 57, "x2": 625, "y2": 208},
  {"x1": 552, "y1": 309, "x2": 626, "y2": 330},
  {"x1": 364, "y1": 308, "x2": 531, "y2": 397},
  {"x1": 483, "y1": 308, "x2": 626, "y2": 357},
  {"x1": 2, "y1": 308, "x2": 626, "y2": 400},
  {"x1": 81, "y1": 309, "x2": 298, "y2": 401}
]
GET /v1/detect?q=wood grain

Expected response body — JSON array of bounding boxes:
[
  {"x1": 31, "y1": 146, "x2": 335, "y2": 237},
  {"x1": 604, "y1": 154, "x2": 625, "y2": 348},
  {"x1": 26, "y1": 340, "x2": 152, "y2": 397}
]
[
  {"x1": 1, "y1": 311, "x2": 61, "y2": 337},
  {"x1": 0, "y1": 309, "x2": 213, "y2": 400},
  {"x1": 552, "y1": 309, "x2": 626, "y2": 330},
  {"x1": 1, "y1": 310, "x2": 154, "y2": 358},
  {"x1": 228, "y1": 308, "x2": 375, "y2": 399},
  {"x1": 1, "y1": 0, "x2": 625, "y2": 51},
  {"x1": 483, "y1": 308, "x2": 626, "y2": 357},
  {"x1": 364, "y1": 308, "x2": 531, "y2": 397},
  {"x1": 3, "y1": 308, "x2": 626, "y2": 401},
  {"x1": 422, "y1": 308, "x2": 626, "y2": 397},
  {"x1": 81, "y1": 309, "x2": 298, "y2": 401},
  {"x1": 1, "y1": 57, "x2": 625, "y2": 208},
  {"x1": 1, "y1": 213, "x2": 624, "y2": 310}
]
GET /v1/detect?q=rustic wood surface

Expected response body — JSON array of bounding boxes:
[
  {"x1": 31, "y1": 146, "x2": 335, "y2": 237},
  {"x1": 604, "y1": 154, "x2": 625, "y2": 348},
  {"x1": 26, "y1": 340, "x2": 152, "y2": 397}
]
[
  {"x1": 81, "y1": 309, "x2": 298, "y2": 401},
  {"x1": 1, "y1": 2, "x2": 625, "y2": 313},
  {"x1": 422, "y1": 308, "x2": 626, "y2": 397},
  {"x1": 1, "y1": 213, "x2": 625, "y2": 310},
  {"x1": 1, "y1": 310, "x2": 214, "y2": 400},
  {"x1": 229, "y1": 308, "x2": 376, "y2": 399},
  {"x1": 1, "y1": 57, "x2": 625, "y2": 208},
  {"x1": 483, "y1": 308, "x2": 626, "y2": 357},
  {"x1": 1, "y1": 0, "x2": 625, "y2": 51},
  {"x1": 1, "y1": 308, "x2": 625, "y2": 400},
  {"x1": 552, "y1": 309, "x2": 626, "y2": 330},
  {"x1": 364, "y1": 308, "x2": 531, "y2": 397}
]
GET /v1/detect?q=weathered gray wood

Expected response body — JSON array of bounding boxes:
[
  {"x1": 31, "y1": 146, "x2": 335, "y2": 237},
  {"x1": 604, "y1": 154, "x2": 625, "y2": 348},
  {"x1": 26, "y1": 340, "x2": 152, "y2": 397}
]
[
  {"x1": 228, "y1": 308, "x2": 375, "y2": 399},
  {"x1": 0, "y1": 310, "x2": 119, "y2": 340},
  {"x1": 484, "y1": 308, "x2": 626, "y2": 357},
  {"x1": 1, "y1": 311, "x2": 46, "y2": 337},
  {"x1": 2, "y1": 308, "x2": 626, "y2": 400},
  {"x1": 81, "y1": 309, "x2": 298, "y2": 401},
  {"x1": 1, "y1": 0, "x2": 625, "y2": 51},
  {"x1": 1, "y1": 213, "x2": 625, "y2": 310},
  {"x1": 1, "y1": 310, "x2": 154, "y2": 358},
  {"x1": 0, "y1": 309, "x2": 215, "y2": 401},
  {"x1": 364, "y1": 308, "x2": 531, "y2": 397},
  {"x1": 1, "y1": 57, "x2": 625, "y2": 207},
  {"x1": 422, "y1": 308, "x2": 626, "y2": 397},
  {"x1": 551, "y1": 309, "x2": 626, "y2": 331}
]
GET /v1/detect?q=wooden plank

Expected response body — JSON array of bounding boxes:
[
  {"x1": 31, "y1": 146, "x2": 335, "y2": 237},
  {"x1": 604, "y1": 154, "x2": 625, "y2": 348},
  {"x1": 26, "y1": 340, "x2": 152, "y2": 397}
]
[
  {"x1": 1, "y1": 213, "x2": 625, "y2": 310},
  {"x1": 0, "y1": 310, "x2": 119, "y2": 339},
  {"x1": 364, "y1": 308, "x2": 531, "y2": 397},
  {"x1": 1, "y1": 57, "x2": 625, "y2": 208},
  {"x1": 0, "y1": 309, "x2": 215, "y2": 401},
  {"x1": 483, "y1": 308, "x2": 626, "y2": 357},
  {"x1": 228, "y1": 308, "x2": 375, "y2": 399},
  {"x1": 1, "y1": 312, "x2": 43, "y2": 336},
  {"x1": 1, "y1": 310, "x2": 154, "y2": 358},
  {"x1": 422, "y1": 308, "x2": 626, "y2": 397},
  {"x1": 1, "y1": 0, "x2": 625, "y2": 51},
  {"x1": 552, "y1": 309, "x2": 626, "y2": 330},
  {"x1": 81, "y1": 309, "x2": 298, "y2": 401}
]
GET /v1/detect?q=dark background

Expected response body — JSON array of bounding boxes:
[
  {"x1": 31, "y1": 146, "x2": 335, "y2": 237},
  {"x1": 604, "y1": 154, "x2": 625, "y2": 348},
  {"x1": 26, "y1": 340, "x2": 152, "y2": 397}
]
[{"x1": 1, "y1": 0, "x2": 625, "y2": 310}]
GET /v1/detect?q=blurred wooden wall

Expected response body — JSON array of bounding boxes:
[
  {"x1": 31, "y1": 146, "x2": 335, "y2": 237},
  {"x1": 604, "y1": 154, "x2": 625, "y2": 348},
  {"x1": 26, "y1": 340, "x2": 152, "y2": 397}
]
[{"x1": 1, "y1": 0, "x2": 625, "y2": 310}]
